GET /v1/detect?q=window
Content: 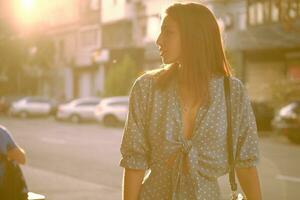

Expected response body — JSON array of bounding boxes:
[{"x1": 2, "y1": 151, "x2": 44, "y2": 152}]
[
  {"x1": 238, "y1": 12, "x2": 247, "y2": 30},
  {"x1": 248, "y1": 2, "x2": 257, "y2": 25},
  {"x1": 108, "y1": 101, "x2": 129, "y2": 107},
  {"x1": 247, "y1": 0, "x2": 300, "y2": 26},
  {"x1": 28, "y1": 98, "x2": 50, "y2": 104},
  {"x1": 271, "y1": 2, "x2": 279, "y2": 22},
  {"x1": 248, "y1": 1, "x2": 265, "y2": 25},
  {"x1": 256, "y1": 2, "x2": 264, "y2": 24},
  {"x1": 77, "y1": 101, "x2": 99, "y2": 107}
]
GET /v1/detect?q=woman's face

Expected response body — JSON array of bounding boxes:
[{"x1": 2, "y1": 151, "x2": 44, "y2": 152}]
[{"x1": 156, "y1": 15, "x2": 181, "y2": 64}]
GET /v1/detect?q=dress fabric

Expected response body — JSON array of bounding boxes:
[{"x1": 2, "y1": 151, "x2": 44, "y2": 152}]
[{"x1": 120, "y1": 71, "x2": 259, "y2": 200}]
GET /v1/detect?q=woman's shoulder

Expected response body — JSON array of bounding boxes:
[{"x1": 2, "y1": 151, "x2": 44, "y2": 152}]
[
  {"x1": 135, "y1": 67, "x2": 166, "y2": 86},
  {"x1": 228, "y1": 76, "x2": 246, "y2": 93},
  {"x1": 226, "y1": 76, "x2": 251, "y2": 103}
]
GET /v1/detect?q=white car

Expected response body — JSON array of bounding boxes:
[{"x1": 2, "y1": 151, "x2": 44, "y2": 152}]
[
  {"x1": 56, "y1": 97, "x2": 101, "y2": 123},
  {"x1": 94, "y1": 96, "x2": 129, "y2": 126},
  {"x1": 10, "y1": 97, "x2": 54, "y2": 118}
]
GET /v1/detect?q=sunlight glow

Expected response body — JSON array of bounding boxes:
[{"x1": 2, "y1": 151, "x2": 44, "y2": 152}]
[
  {"x1": 14, "y1": 0, "x2": 38, "y2": 27},
  {"x1": 21, "y1": 0, "x2": 35, "y2": 11},
  {"x1": 13, "y1": 0, "x2": 79, "y2": 31}
]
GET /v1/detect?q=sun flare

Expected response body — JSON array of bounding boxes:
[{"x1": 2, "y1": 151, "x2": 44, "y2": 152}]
[
  {"x1": 21, "y1": 0, "x2": 35, "y2": 11},
  {"x1": 14, "y1": 0, "x2": 38, "y2": 26}
]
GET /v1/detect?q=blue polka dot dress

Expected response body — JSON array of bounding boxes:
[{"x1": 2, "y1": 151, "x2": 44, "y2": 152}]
[{"x1": 120, "y1": 70, "x2": 259, "y2": 200}]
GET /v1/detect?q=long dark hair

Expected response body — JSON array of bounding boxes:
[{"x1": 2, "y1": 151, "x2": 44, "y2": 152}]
[{"x1": 155, "y1": 3, "x2": 232, "y2": 107}]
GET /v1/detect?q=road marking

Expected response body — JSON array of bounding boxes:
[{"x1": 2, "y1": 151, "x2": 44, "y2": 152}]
[
  {"x1": 276, "y1": 174, "x2": 300, "y2": 183},
  {"x1": 41, "y1": 137, "x2": 66, "y2": 144}
]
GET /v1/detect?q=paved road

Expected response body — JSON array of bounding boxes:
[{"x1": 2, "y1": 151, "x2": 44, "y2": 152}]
[{"x1": 0, "y1": 116, "x2": 299, "y2": 200}]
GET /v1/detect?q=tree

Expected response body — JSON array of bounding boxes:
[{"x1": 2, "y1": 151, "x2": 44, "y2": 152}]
[
  {"x1": 103, "y1": 54, "x2": 140, "y2": 97},
  {"x1": 29, "y1": 35, "x2": 55, "y2": 70},
  {"x1": 0, "y1": 16, "x2": 29, "y2": 95}
]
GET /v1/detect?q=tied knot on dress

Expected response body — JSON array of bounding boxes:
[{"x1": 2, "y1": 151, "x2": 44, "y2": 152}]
[
  {"x1": 181, "y1": 140, "x2": 192, "y2": 154},
  {"x1": 165, "y1": 138, "x2": 196, "y2": 199},
  {"x1": 165, "y1": 139, "x2": 193, "y2": 175}
]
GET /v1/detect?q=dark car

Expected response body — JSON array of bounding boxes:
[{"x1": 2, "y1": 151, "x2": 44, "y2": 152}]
[
  {"x1": 272, "y1": 101, "x2": 300, "y2": 144},
  {"x1": 251, "y1": 101, "x2": 274, "y2": 132}
]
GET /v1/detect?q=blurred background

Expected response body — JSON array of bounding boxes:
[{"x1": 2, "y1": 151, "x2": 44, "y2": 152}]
[{"x1": 0, "y1": 0, "x2": 300, "y2": 200}]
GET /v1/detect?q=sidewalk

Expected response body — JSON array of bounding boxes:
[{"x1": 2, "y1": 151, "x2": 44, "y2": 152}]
[{"x1": 22, "y1": 165, "x2": 121, "y2": 200}]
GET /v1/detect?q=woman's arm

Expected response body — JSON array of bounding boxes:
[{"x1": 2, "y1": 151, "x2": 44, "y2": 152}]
[
  {"x1": 236, "y1": 167, "x2": 262, "y2": 200},
  {"x1": 123, "y1": 168, "x2": 145, "y2": 200},
  {"x1": 7, "y1": 147, "x2": 26, "y2": 165}
]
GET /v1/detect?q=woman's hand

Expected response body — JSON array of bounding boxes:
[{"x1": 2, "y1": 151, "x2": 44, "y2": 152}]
[
  {"x1": 7, "y1": 147, "x2": 26, "y2": 165},
  {"x1": 236, "y1": 166, "x2": 262, "y2": 200},
  {"x1": 123, "y1": 168, "x2": 145, "y2": 200}
]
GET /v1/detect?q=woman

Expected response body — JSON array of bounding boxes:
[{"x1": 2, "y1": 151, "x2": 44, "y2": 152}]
[{"x1": 120, "y1": 3, "x2": 262, "y2": 200}]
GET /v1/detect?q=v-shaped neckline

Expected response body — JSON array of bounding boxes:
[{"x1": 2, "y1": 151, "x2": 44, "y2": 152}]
[{"x1": 173, "y1": 81, "x2": 206, "y2": 141}]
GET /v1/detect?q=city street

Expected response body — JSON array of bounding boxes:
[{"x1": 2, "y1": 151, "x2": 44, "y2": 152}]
[{"x1": 0, "y1": 116, "x2": 299, "y2": 200}]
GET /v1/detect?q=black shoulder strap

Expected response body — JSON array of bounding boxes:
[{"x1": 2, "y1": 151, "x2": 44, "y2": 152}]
[{"x1": 224, "y1": 75, "x2": 238, "y2": 192}]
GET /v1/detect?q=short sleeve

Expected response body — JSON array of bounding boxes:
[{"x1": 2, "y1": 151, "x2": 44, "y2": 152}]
[
  {"x1": 0, "y1": 126, "x2": 17, "y2": 153},
  {"x1": 119, "y1": 75, "x2": 151, "y2": 170},
  {"x1": 235, "y1": 83, "x2": 260, "y2": 168}
]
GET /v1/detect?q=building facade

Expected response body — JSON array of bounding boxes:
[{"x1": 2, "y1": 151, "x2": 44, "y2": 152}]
[
  {"x1": 47, "y1": 0, "x2": 103, "y2": 100},
  {"x1": 46, "y1": 0, "x2": 300, "y2": 103},
  {"x1": 210, "y1": 0, "x2": 300, "y2": 104}
]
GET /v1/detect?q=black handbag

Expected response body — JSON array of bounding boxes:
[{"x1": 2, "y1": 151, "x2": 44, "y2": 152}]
[
  {"x1": 224, "y1": 76, "x2": 247, "y2": 200},
  {"x1": 0, "y1": 154, "x2": 28, "y2": 200}
]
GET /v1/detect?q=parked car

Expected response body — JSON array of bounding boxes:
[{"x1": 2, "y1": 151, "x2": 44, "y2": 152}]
[
  {"x1": 272, "y1": 101, "x2": 300, "y2": 144},
  {"x1": 9, "y1": 97, "x2": 55, "y2": 118},
  {"x1": 94, "y1": 96, "x2": 129, "y2": 126},
  {"x1": 251, "y1": 101, "x2": 274, "y2": 132},
  {"x1": 56, "y1": 97, "x2": 101, "y2": 123}
]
